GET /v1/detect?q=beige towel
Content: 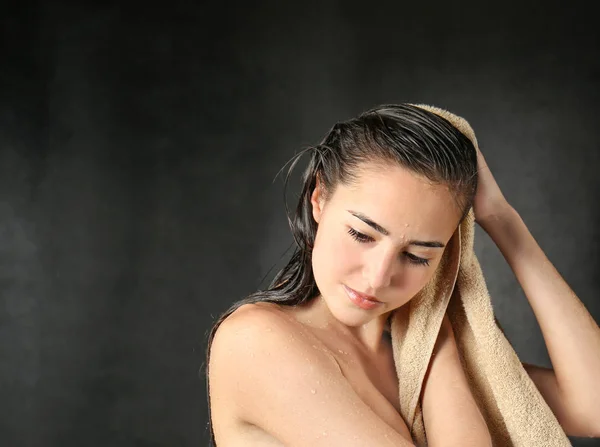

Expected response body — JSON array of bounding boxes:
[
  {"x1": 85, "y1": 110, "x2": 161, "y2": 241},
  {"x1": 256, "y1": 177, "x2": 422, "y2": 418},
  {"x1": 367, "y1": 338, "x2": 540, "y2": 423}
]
[{"x1": 389, "y1": 104, "x2": 571, "y2": 446}]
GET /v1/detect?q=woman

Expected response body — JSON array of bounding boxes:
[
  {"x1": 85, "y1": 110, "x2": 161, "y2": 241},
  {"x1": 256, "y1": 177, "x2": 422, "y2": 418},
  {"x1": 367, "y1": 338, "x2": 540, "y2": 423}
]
[{"x1": 205, "y1": 104, "x2": 600, "y2": 446}]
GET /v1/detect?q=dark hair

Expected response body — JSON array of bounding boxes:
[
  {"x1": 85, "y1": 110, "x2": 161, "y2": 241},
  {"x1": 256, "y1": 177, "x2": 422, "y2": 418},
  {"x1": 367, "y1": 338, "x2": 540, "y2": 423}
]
[{"x1": 203, "y1": 103, "x2": 478, "y2": 445}]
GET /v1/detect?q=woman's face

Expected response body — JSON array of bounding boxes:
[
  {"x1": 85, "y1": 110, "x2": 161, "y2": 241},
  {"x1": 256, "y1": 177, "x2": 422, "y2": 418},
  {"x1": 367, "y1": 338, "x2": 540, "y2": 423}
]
[{"x1": 310, "y1": 161, "x2": 462, "y2": 327}]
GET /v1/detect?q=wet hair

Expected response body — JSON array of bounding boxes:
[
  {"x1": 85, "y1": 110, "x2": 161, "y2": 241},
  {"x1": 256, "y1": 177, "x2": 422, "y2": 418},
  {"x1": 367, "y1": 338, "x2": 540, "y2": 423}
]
[{"x1": 203, "y1": 103, "x2": 478, "y2": 445}]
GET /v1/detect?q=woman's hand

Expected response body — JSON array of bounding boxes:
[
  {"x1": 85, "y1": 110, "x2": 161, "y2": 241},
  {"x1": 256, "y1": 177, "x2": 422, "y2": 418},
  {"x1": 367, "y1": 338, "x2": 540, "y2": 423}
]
[{"x1": 473, "y1": 146, "x2": 512, "y2": 224}]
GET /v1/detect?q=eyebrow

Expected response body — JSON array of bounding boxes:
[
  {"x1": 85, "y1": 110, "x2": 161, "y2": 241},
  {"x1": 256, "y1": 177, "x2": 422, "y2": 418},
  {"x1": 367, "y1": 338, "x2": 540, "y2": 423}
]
[{"x1": 347, "y1": 210, "x2": 446, "y2": 248}]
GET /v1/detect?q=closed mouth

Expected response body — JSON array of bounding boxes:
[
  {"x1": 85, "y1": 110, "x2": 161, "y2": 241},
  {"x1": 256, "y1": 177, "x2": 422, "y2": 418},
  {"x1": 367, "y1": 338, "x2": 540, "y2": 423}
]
[{"x1": 346, "y1": 286, "x2": 381, "y2": 303}]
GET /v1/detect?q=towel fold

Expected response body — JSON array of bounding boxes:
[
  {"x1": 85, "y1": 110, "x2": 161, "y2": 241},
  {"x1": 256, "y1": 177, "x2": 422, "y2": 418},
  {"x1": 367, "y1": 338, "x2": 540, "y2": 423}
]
[{"x1": 390, "y1": 104, "x2": 571, "y2": 446}]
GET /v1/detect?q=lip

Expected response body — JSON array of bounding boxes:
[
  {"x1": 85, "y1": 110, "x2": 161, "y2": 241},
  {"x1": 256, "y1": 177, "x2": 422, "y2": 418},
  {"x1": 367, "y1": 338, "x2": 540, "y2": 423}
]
[{"x1": 344, "y1": 285, "x2": 383, "y2": 310}]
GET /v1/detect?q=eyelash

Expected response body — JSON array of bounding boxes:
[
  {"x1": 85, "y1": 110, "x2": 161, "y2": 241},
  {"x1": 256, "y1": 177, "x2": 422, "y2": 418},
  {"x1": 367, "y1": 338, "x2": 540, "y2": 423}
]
[{"x1": 346, "y1": 227, "x2": 430, "y2": 266}]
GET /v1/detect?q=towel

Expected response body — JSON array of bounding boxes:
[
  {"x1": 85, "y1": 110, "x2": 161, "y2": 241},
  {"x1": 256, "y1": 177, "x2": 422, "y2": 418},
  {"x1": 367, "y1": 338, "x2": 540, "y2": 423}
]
[{"x1": 389, "y1": 104, "x2": 571, "y2": 446}]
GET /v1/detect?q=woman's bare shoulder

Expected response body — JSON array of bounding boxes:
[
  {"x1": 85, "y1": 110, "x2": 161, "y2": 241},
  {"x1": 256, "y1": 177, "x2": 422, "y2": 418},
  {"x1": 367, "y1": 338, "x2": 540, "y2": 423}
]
[
  {"x1": 225, "y1": 301, "x2": 313, "y2": 342},
  {"x1": 235, "y1": 301, "x2": 285, "y2": 314},
  {"x1": 227, "y1": 301, "x2": 293, "y2": 325},
  {"x1": 211, "y1": 301, "x2": 415, "y2": 446}
]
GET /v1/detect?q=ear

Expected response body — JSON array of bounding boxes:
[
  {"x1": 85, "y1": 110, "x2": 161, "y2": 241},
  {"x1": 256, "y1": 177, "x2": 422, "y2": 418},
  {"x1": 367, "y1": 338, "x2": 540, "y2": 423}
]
[{"x1": 310, "y1": 176, "x2": 326, "y2": 224}]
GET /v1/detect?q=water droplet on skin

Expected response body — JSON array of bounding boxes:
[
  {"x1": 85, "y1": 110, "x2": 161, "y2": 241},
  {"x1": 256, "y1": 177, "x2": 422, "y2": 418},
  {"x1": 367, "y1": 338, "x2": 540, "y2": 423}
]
[
  {"x1": 322, "y1": 431, "x2": 328, "y2": 436},
  {"x1": 310, "y1": 389, "x2": 316, "y2": 394}
]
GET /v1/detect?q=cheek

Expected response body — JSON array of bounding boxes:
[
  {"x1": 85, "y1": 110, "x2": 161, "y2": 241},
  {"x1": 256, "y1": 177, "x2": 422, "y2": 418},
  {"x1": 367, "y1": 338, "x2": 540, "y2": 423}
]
[
  {"x1": 404, "y1": 264, "x2": 437, "y2": 294},
  {"x1": 332, "y1": 235, "x2": 361, "y2": 273},
  {"x1": 312, "y1": 228, "x2": 360, "y2": 282}
]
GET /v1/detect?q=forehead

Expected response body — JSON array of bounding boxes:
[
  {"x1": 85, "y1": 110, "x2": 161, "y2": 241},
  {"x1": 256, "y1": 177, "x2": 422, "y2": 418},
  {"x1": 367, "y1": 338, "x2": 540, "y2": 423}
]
[{"x1": 333, "y1": 163, "x2": 461, "y2": 240}]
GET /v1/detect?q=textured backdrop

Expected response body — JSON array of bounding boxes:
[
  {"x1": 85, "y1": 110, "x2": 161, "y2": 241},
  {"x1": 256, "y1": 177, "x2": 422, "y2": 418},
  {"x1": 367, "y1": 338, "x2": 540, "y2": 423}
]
[{"x1": 1, "y1": 1, "x2": 599, "y2": 446}]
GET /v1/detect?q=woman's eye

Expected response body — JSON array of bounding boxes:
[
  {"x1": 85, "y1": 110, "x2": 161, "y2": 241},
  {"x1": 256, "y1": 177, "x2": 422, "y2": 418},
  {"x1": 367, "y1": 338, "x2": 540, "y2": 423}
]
[
  {"x1": 347, "y1": 227, "x2": 373, "y2": 243},
  {"x1": 405, "y1": 253, "x2": 430, "y2": 266},
  {"x1": 347, "y1": 227, "x2": 430, "y2": 267}
]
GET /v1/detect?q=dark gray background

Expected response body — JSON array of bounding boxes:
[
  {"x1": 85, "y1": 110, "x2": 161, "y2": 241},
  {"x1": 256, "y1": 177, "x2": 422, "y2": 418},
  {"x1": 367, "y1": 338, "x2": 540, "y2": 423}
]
[{"x1": 1, "y1": 1, "x2": 599, "y2": 446}]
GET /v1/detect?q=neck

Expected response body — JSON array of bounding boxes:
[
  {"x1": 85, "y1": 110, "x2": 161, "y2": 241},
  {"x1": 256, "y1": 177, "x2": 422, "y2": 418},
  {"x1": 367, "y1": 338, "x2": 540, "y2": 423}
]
[{"x1": 294, "y1": 295, "x2": 391, "y2": 355}]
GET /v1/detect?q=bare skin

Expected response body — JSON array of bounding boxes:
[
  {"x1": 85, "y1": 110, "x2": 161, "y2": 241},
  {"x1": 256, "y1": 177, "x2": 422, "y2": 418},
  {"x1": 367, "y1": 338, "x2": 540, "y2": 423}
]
[
  {"x1": 210, "y1": 146, "x2": 600, "y2": 444},
  {"x1": 210, "y1": 162, "x2": 467, "y2": 445},
  {"x1": 221, "y1": 300, "x2": 412, "y2": 445}
]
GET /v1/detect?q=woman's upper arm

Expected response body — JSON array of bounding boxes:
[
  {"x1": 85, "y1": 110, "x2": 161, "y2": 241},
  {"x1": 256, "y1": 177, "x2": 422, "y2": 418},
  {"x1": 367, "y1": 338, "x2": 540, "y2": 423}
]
[
  {"x1": 421, "y1": 315, "x2": 492, "y2": 446},
  {"x1": 209, "y1": 307, "x2": 415, "y2": 447}
]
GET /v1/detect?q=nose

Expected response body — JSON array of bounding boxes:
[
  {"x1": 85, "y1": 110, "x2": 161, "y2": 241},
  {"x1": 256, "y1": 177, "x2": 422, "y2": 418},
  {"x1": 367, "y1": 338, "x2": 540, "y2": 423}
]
[{"x1": 363, "y1": 248, "x2": 396, "y2": 291}]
